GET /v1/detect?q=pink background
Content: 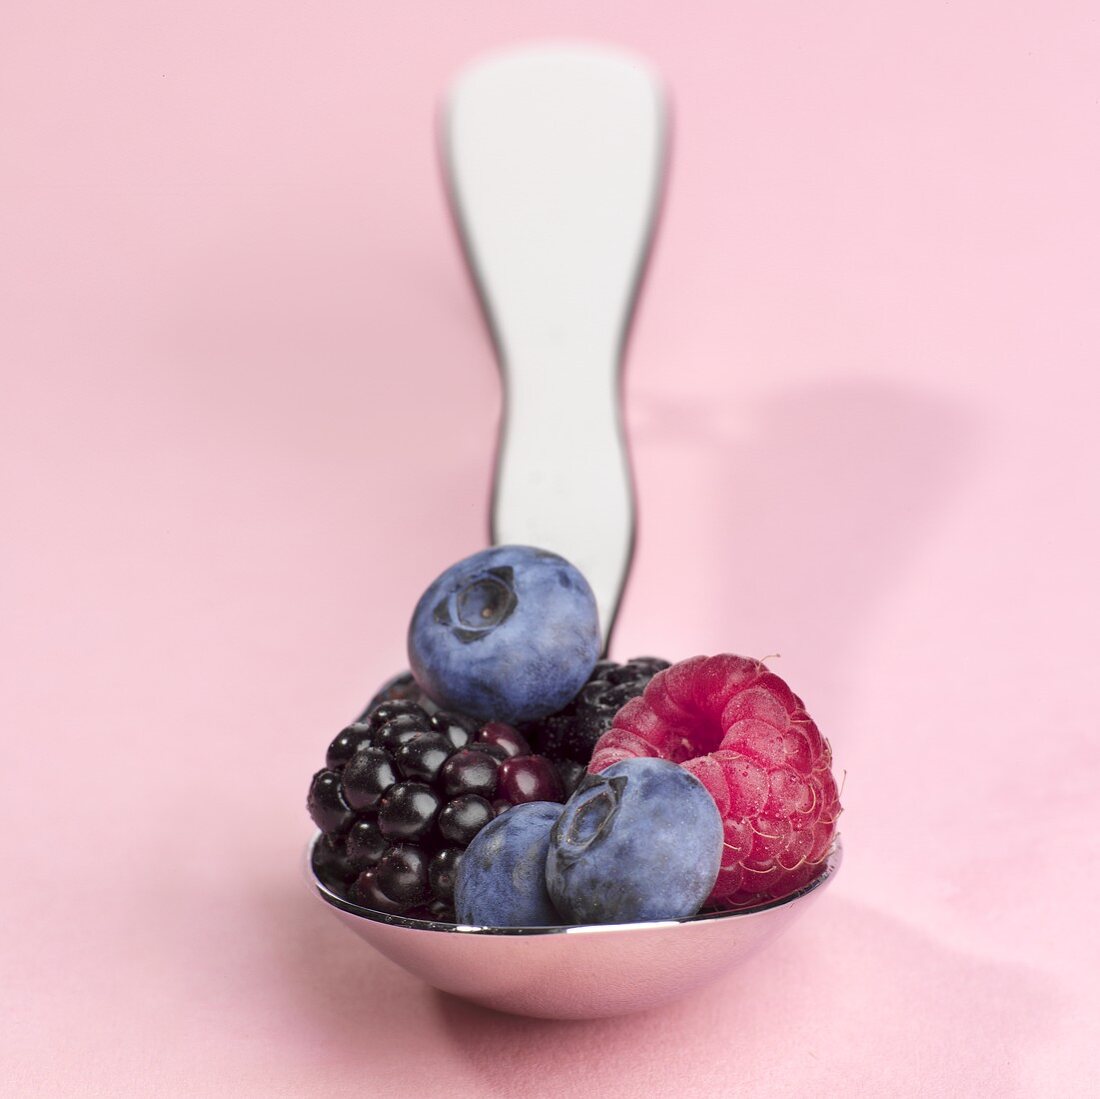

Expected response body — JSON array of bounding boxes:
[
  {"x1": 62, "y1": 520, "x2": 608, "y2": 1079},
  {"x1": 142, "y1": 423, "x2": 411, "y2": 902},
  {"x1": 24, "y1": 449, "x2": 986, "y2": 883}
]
[{"x1": 3, "y1": 3, "x2": 1098, "y2": 1095}]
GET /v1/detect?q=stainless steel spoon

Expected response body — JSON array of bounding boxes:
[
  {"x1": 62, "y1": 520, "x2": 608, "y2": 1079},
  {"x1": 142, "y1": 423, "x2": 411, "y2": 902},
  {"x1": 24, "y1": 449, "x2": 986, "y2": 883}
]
[
  {"x1": 306, "y1": 43, "x2": 841, "y2": 1020},
  {"x1": 448, "y1": 41, "x2": 665, "y2": 646}
]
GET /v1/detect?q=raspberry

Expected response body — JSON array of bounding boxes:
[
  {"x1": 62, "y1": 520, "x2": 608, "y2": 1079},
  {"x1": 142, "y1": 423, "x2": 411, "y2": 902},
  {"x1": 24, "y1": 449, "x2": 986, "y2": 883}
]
[{"x1": 589, "y1": 655, "x2": 841, "y2": 909}]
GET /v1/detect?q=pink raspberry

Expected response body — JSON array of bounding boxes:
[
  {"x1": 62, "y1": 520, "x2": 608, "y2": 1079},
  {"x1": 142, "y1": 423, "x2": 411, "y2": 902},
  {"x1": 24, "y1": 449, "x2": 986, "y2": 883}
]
[{"x1": 589, "y1": 655, "x2": 841, "y2": 910}]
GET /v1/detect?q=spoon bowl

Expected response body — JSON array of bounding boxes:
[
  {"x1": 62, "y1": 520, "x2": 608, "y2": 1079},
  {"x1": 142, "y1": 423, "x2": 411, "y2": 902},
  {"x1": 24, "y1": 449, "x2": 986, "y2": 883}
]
[{"x1": 307, "y1": 834, "x2": 842, "y2": 1019}]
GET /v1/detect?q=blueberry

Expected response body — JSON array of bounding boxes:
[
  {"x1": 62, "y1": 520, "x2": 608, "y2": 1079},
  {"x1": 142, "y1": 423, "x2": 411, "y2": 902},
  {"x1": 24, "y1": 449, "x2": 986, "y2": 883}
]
[
  {"x1": 454, "y1": 802, "x2": 563, "y2": 927},
  {"x1": 407, "y1": 545, "x2": 601, "y2": 723},
  {"x1": 545, "y1": 758, "x2": 722, "y2": 924}
]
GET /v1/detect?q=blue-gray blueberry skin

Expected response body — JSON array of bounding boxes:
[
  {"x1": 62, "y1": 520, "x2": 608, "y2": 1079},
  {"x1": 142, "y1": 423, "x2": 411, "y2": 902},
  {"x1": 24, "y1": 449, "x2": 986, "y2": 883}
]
[
  {"x1": 407, "y1": 545, "x2": 601, "y2": 723},
  {"x1": 454, "y1": 802, "x2": 564, "y2": 927},
  {"x1": 546, "y1": 758, "x2": 722, "y2": 925}
]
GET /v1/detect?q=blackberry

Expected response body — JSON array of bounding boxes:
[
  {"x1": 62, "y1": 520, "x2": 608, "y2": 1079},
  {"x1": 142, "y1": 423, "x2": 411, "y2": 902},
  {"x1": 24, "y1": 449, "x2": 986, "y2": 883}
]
[
  {"x1": 309, "y1": 676, "x2": 570, "y2": 923},
  {"x1": 520, "y1": 656, "x2": 670, "y2": 764},
  {"x1": 313, "y1": 833, "x2": 356, "y2": 888},
  {"x1": 476, "y1": 722, "x2": 531, "y2": 758},
  {"x1": 404, "y1": 898, "x2": 457, "y2": 923},
  {"x1": 349, "y1": 868, "x2": 404, "y2": 914},
  {"x1": 438, "y1": 795, "x2": 494, "y2": 846},
  {"x1": 307, "y1": 769, "x2": 356, "y2": 834},
  {"x1": 429, "y1": 711, "x2": 477, "y2": 750},
  {"x1": 440, "y1": 749, "x2": 500, "y2": 800},
  {"x1": 394, "y1": 733, "x2": 454, "y2": 783},
  {"x1": 346, "y1": 816, "x2": 387, "y2": 872},
  {"x1": 374, "y1": 844, "x2": 431, "y2": 907},
  {"x1": 378, "y1": 781, "x2": 442, "y2": 843},
  {"x1": 326, "y1": 722, "x2": 374, "y2": 770},
  {"x1": 363, "y1": 671, "x2": 428, "y2": 713},
  {"x1": 342, "y1": 748, "x2": 397, "y2": 811},
  {"x1": 375, "y1": 712, "x2": 432, "y2": 753},
  {"x1": 428, "y1": 846, "x2": 464, "y2": 903},
  {"x1": 497, "y1": 756, "x2": 564, "y2": 804},
  {"x1": 554, "y1": 758, "x2": 588, "y2": 798},
  {"x1": 529, "y1": 713, "x2": 572, "y2": 759}
]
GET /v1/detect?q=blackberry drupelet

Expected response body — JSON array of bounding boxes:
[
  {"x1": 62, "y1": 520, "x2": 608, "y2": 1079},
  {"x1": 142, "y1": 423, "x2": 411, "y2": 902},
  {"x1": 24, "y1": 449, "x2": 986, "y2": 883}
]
[
  {"x1": 520, "y1": 656, "x2": 670, "y2": 764},
  {"x1": 362, "y1": 671, "x2": 428, "y2": 713}
]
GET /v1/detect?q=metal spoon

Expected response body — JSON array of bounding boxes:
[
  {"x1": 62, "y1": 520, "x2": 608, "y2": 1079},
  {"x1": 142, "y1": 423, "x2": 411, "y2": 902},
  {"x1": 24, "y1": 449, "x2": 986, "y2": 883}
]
[
  {"x1": 306, "y1": 43, "x2": 841, "y2": 1020},
  {"x1": 448, "y1": 41, "x2": 665, "y2": 646}
]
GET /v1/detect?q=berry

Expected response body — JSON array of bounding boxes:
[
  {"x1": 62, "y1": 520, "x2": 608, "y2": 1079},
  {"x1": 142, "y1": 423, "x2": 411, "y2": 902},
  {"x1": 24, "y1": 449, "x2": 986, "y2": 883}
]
[
  {"x1": 361, "y1": 697, "x2": 430, "y2": 730},
  {"x1": 407, "y1": 545, "x2": 601, "y2": 723},
  {"x1": 429, "y1": 711, "x2": 477, "y2": 750},
  {"x1": 375, "y1": 712, "x2": 432, "y2": 753},
  {"x1": 428, "y1": 847, "x2": 464, "y2": 903},
  {"x1": 455, "y1": 802, "x2": 563, "y2": 927},
  {"x1": 377, "y1": 781, "x2": 441, "y2": 843},
  {"x1": 312, "y1": 834, "x2": 356, "y2": 887},
  {"x1": 440, "y1": 748, "x2": 500, "y2": 800},
  {"x1": 522, "y1": 656, "x2": 670, "y2": 763},
  {"x1": 326, "y1": 722, "x2": 374, "y2": 770},
  {"x1": 473, "y1": 742, "x2": 510, "y2": 762},
  {"x1": 547, "y1": 758, "x2": 722, "y2": 924},
  {"x1": 307, "y1": 769, "x2": 356, "y2": 835},
  {"x1": 346, "y1": 816, "x2": 387, "y2": 872},
  {"x1": 497, "y1": 756, "x2": 565, "y2": 804},
  {"x1": 476, "y1": 722, "x2": 531, "y2": 758},
  {"x1": 438, "y1": 794, "x2": 495, "y2": 846},
  {"x1": 375, "y1": 844, "x2": 432, "y2": 907},
  {"x1": 363, "y1": 671, "x2": 428, "y2": 712},
  {"x1": 341, "y1": 747, "x2": 397, "y2": 811},
  {"x1": 418, "y1": 898, "x2": 453, "y2": 920},
  {"x1": 527, "y1": 714, "x2": 572, "y2": 759},
  {"x1": 393, "y1": 733, "x2": 454, "y2": 783},
  {"x1": 554, "y1": 758, "x2": 588, "y2": 798},
  {"x1": 588, "y1": 655, "x2": 842, "y2": 909},
  {"x1": 349, "y1": 868, "x2": 405, "y2": 914},
  {"x1": 310, "y1": 681, "x2": 574, "y2": 921}
]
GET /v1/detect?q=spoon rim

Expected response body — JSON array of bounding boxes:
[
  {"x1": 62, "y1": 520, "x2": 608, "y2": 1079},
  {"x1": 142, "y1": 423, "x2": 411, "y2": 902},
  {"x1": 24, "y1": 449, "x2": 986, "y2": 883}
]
[{"x1": 306, "y1": 831, "x2": 842, "y2": 936}]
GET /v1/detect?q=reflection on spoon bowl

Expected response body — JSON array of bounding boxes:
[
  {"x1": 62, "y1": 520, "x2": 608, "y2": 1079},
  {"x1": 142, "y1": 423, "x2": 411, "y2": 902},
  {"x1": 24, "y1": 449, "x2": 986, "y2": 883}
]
[{"x1": 306, "y1": 834, "x2": 842, "y2": 1019}]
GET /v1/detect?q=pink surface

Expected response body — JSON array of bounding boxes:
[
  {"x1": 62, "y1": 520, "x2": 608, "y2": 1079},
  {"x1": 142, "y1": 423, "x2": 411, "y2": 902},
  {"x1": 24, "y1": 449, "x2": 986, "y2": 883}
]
[{"x1": 3, "y1": 3, "x2": 1098, "y2": 1095}]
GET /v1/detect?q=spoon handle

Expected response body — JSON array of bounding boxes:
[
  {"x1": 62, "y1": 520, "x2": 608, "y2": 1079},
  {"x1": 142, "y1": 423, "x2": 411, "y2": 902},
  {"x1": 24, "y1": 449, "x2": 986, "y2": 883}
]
[{"x1": 443, "y1": 44, "x2": 667, "y2": 648}]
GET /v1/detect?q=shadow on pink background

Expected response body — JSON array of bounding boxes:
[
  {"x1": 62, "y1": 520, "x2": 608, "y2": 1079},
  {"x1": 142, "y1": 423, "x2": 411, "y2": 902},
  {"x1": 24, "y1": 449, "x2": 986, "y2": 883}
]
[{"x1": 3, "y1": 2, "x2": 1098, "y2": 1095}]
